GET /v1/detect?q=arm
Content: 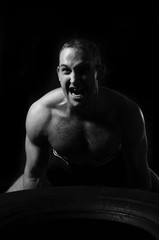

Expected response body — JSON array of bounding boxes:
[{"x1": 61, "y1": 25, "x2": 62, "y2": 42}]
[
  {"x1": 122, "y1": 103, "x2": 159, "y2": 191},
  {"x1": 24, "y1": 101, "x2": 52, "y2": 190},
  {"x1": 7, "y1": 135, "x2": 50, "y2": 192},
  {"x1": 7, "y1": 102, "x2": 51, "y2": 192},
  {"x1": 23, "y1": 134, "x2": 49, "y2": 190}
]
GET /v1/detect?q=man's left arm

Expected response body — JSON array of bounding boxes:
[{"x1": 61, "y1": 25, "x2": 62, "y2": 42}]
[{"x1": 122, "y1": 103, "x2": 158, "y2": 191}]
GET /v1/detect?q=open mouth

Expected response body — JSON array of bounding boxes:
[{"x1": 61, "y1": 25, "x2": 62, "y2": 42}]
[{"x1": 69, "y1": 87, "x2": 87, "y2": 99}]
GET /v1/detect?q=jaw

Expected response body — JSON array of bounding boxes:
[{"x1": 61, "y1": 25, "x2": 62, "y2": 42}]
[
  {"x1": 65, "y1": 89, "x2": 98, "y2": 117},
  {"x1": 68, "y1": 92, "x2": 87, "y2": 109}
]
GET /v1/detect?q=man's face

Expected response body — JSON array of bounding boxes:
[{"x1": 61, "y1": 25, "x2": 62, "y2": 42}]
[{"x1": 57, "y1": 47, "x2": 98, "y2": 108}]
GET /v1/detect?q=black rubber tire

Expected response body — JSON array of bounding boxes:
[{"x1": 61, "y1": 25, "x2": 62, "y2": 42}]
[{"x1": 0, "y1": 186, "x2": 159, "y2": 239}]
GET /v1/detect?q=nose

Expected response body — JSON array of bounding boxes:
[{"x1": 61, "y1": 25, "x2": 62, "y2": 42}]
[{"x1": 70, "y1": 72, "x2": 80, "y2": 85}]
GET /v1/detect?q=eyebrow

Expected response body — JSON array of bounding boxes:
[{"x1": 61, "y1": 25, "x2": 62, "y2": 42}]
[
  {"x1": 59, "y1": 64, "x2": 69, "y2": 68},
  {"x1": 59, "y1": 62, "x2": 91, "y2": 69}
]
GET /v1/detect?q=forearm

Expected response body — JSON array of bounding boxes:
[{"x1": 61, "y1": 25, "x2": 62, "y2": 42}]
[
  {"x1": 124, "y1": 170, "x2": 152, "y2": 191},
  {"x1": 6, "y1": 175, "x2": 25, "y2": 192},
  {"x1": 23, "y1": 171, "x2": 52, "y2": 190},
  {"x1": 23, "y1": 174, "x2": 40, "y2": 190},
  {"x1": 128, "y1": 169, "x2": 159, "y2": 193},
  {"x1": 6, "y1": 174, "x2": 42, "y2": 192},
  {"x1": 150, "y1": 168, "x2": 159, "y2": 193}
]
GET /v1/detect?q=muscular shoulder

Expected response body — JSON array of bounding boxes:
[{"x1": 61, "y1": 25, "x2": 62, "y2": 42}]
[
  {"x1": 100, "y1": 86, "x2": 143, "y2": 116},
  {"x1": 100, "y1": 87, "x2": 146, "y2": 141},
  {"x1": 110, "y1": 88, "x2": 144, "y2": 125},
  {"x1": 38, "y1": 87, "x2": 65, "y2": 107},
  {"x1": 26, "y1": 88, "x2": 65, "y2": 143},
  {"x1": 111, "y1": 89, "x2": 145, "y2": 143}
]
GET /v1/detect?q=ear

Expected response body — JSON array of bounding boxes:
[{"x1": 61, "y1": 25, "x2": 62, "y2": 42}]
[
  {"x1": 96, "y1": 64, "x2": 105, "y2": 82},
  {"x1": 57, "y1": 66, "x2": 60, "y2": 74},
  {"x1": 57, "y1": 66, "x2": 60, "y2": 81}
]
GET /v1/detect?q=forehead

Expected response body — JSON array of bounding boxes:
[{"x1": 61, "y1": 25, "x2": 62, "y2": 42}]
[{"x1": 59, "y1": 47, "x2": 92, "y2": 66}]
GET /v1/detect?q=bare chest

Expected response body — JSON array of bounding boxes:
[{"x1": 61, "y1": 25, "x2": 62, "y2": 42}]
[{"x1": 47, "y1": 115, "x2": 122, "y2": 165}]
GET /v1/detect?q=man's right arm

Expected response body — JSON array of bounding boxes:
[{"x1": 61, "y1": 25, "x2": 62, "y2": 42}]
[
  {"x1": 6, "y1": 135, "x2": 49, "y2": 192},
  {"x1": 7, "y1": 101, "x2": 51, "y2": 192},
  {"x1": 23, "y1": 134, "x2": 49, "y2": 190}
]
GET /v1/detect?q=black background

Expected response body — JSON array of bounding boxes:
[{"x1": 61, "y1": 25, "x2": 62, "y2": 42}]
[{"x1": 1, "y1": 7, "x2": 159, "y2": 191}]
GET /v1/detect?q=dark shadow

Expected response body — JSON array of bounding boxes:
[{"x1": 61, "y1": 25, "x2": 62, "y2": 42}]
[
  {"x1": 1, "y1": 219, "x2": 156, "y2": 239},
  {"x1": 0, "y1": 187, "x2": 159, "y2": 239}
]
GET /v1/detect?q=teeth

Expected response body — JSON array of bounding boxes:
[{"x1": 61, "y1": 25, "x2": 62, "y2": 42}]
[
  {"x1": 69, "y1": 87, "x2": 86, "y2": 100},
  {"x1": 70, "y1": 88, "x2": 85, "y2": 94},
  {"x1": 69, "y1": 87, "x2": 86, "y2": 99},
  {"x1": 71, "y1": 93, "x2": 83, "y2": 98}
]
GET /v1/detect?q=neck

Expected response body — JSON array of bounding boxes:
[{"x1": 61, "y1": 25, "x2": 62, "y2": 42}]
[{"x1": 66, "y1": 94, "x2": 98, "y2": 119}]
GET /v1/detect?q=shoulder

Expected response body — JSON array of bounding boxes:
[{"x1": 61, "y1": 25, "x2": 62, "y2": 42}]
[
  {"x1": 37, "y1": 87, "x2": 65, "y2": 107},
  {"x1": 112, "y1": 89, "x2": 145, "y2": 126},
  {"x1": 99, "y1": 86, "x2": 143, "y2": 117},
  {"x1": 99, "y1": 86, "x2": 146, "y2": 137},
  {"x1": 109, "y1": 89, "x2": 146, "y2": 143},
  {"x1": 26, "y1": 88, "x2": 65, "y2": 143}
]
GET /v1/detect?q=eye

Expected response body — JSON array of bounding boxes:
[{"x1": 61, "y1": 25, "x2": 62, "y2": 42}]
[
  {"x1": 78, "y1": 64, "x2": 91, "y2": 74},
  {"x1": 61, "y1": 67, "x2": 71, "y2": 74}
]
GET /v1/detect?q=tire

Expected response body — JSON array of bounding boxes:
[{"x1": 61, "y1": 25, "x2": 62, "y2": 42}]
[{"x1": 0, "y1": 186, "x2": 159, "y2": 239}]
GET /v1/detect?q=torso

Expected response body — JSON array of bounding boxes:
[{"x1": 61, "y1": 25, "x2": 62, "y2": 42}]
[
  {"x1": 32, "y1": 86, "x2": 134, "y2": 186},
  {"x1": 46, "y1": 87, "x2": 123, "y2": 167}
]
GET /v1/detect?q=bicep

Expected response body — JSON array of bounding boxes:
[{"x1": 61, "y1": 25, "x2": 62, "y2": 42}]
[
  {"x1": 24, "y1": 134, "x2": 49, "y2": 181},
  {"x1": 123, "y1": 136, "x2": 148, "y2": 173},
  {"x1": 123, "y1": 104, "x2": 148, "y2": 166},
  {"x1": 122, "y1": 105, "x2": 151, "y2": 190},
  {"x1": 24, "y1": 102, "x2": 50, "y2": 180},
  {"x1": 123, "y1": 139, "x2": 151, "y2": 191}
]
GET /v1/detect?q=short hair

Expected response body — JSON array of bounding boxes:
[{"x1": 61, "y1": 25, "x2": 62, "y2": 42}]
[{"x1": 59, "y1": 38, "x2": 102, "y2": 66}]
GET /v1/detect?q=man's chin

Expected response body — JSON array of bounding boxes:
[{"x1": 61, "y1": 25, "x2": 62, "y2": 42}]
[{"x1": 70, "y1": 101, "x2": 86, "y2": 109}]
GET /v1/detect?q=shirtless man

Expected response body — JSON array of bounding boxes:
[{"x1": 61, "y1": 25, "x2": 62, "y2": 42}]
[{"x1": 7, "y1": 38, "x2": 159, "y2": 192}]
